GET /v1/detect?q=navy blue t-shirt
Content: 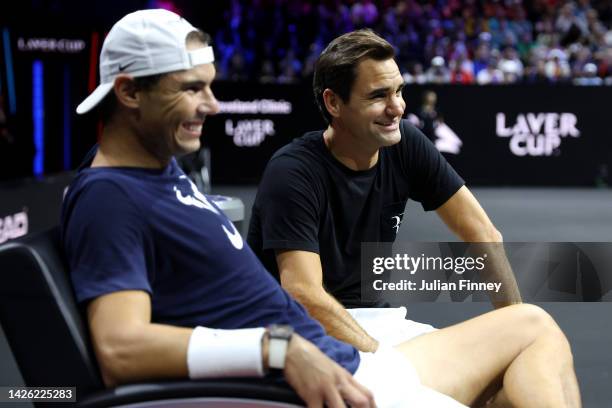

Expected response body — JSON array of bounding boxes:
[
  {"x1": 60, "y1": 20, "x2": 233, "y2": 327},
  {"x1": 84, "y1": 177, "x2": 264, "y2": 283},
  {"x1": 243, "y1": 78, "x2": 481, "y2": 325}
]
[{"x1": 61, "y1": 155, "x2": 359, "y2": 374}]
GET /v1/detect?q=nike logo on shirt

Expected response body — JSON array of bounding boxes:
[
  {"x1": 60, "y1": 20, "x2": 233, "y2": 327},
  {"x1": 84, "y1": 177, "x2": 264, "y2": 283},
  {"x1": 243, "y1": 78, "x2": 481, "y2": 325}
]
[
  {"x1": 222, "y1": 222, "x2": 244, "y2": 250},
  {"x1": 174, "y1": 180, "x2": 243, "y2": 250}
]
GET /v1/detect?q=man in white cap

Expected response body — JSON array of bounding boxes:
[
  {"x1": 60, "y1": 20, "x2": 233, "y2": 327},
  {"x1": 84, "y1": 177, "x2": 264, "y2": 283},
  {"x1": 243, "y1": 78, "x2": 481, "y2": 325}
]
[
  {"x1": 65, "y1": 9, "x2": 375, "y2": 406},
  {"x1": 62, "y1": 9, "x2": 581, "y2": 408}
]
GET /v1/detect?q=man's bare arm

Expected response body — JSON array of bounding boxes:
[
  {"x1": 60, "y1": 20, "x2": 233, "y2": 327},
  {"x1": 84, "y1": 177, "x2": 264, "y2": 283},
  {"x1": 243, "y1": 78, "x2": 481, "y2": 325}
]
[
  {"x1": 87, "y1": 290, "x2": 191, "y2": 385},
  {"x1": 435, "y1": 186, "x2": 522, "y2": 307},
  {"x1": 276, "y1": 250, "x2": 379, "y2": 352},
  {"x1": 87, "y1": 290, "x2": 375, "y2": 407}
]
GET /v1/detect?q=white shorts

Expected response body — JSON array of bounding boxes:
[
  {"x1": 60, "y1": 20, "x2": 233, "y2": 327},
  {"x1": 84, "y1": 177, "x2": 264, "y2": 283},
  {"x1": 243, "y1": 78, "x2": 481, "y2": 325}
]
[
  {"x1": 354, "y1": 347, "x2": 467, "y2": 408},
  {"x1": 347, "y1": 307, "x2": 436, "y2": 347}
]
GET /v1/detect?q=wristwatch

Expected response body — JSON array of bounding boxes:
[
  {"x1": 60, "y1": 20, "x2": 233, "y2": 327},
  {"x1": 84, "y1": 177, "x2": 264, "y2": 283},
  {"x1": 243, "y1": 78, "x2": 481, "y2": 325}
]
[{"x1": 267, "y1": 324, "x2": 294, "y2": 371}]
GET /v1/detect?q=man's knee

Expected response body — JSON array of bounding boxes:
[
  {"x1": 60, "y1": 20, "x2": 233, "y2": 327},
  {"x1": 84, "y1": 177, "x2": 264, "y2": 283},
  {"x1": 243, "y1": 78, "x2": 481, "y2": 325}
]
[{"x1": 511, "y1": 304, "x2": 570, "y2": 350}]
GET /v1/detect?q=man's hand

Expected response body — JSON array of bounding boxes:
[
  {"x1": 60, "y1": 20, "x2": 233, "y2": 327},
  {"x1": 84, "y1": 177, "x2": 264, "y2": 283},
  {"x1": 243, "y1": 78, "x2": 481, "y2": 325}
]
[{"x1": 284, "y1": 334, "x2": 376, "y2": 408}]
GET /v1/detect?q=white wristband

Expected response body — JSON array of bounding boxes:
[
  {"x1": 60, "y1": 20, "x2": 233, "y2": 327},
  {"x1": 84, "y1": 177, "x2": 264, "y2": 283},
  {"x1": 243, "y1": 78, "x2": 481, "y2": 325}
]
[{"x1": 187, "y1": 326, "x2": 266, "y2": 379}]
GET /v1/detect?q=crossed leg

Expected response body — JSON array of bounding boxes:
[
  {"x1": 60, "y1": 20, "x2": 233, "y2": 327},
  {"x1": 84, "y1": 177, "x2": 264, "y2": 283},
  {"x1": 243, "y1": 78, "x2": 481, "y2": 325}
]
[{"x1": 394, "y1": 304, "x2": 581, "y2": 407}]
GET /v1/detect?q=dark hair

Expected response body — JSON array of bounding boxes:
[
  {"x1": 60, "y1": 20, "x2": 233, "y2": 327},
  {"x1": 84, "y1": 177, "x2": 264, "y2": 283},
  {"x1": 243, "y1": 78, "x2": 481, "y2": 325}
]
[
  {"x1": 97, "y1": 74, "x2": 163, "y2": 123},
  {"x1": 313, "y1": 29, "x2": 395, "y2": 124},
  {"x1": 98, "y1": 29, "x2": 211, "y2": 124}
]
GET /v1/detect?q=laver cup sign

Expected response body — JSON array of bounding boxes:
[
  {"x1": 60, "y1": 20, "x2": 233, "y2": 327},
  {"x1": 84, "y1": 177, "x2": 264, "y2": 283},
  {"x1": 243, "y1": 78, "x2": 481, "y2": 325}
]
[
  {"x1": 220, "y1": 99, "x2": 292, "y2": 147},
  {"x1": 402, "y1": 85, "x2": 612, "y2": 186},
  {"x1": 205, "y1": 82, "x2": 324, "y2": 184},
  {"x1": 361, "y1": 242, "x2": 612, "y2": 305},
  {"x1": 496, "y1": 113, "x2": 580, "y2": 157}
]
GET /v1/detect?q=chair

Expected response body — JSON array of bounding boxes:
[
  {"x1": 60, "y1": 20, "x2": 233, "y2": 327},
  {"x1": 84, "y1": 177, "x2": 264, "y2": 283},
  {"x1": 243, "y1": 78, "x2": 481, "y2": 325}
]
[{"x1": 0, "y1": 227, "x2": 303, "y2": 407}]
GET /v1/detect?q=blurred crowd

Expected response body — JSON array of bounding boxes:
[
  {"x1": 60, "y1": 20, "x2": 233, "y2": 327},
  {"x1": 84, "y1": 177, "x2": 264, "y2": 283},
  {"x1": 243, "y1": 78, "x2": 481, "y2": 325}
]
[{"x1": 212, "y1": 0, "x2": 612, "y2": 85}]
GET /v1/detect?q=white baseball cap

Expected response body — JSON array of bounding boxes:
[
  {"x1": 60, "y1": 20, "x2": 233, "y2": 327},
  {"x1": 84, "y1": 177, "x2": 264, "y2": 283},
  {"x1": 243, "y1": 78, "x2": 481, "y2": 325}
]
[{"x1": 76, "y1": 9, "x2": 214, "y2": 114}]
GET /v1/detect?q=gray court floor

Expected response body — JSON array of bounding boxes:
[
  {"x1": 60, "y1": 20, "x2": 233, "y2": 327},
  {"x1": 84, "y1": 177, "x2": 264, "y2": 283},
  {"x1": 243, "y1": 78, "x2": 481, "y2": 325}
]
[{"x1": 400, "y1": 188, "x2": 612, "y2": 243}]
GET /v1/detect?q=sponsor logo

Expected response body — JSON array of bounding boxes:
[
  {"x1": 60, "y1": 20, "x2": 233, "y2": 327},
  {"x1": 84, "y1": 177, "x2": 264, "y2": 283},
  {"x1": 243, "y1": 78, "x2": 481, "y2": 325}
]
[
  {"x1": 174, "y1": 178, "x2": 220, "y2": 214},
  {"x1": 0, "y1": 210, "x2": 28, "y2": 244},
  {"x1": 407, "y1": 114, "x2": 463, "y2": 154},
  {"x1": 17, "y1": 37, "x2": 86, "y2": 53},
  {"x1": 218, "y1": 99, "x2": 292, "y2": 114},
  {"x1": 220, "y1": 222, "x2": 244, "y2": 250},
  {"x1": 118, "y1": 61, "x2": 136, "y2": 71},
  {"x1": 496, "y1": 113, "x2": 580, "y2": 157},
  {"x1": 433, "y1": 122, "x2": 462, "y2": 155}
]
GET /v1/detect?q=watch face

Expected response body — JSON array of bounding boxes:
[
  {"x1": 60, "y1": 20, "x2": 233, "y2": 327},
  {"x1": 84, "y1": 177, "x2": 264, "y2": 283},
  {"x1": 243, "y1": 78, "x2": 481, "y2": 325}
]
[{"x1": 269, "y1": 324, "x2": 294, "y2": 339}]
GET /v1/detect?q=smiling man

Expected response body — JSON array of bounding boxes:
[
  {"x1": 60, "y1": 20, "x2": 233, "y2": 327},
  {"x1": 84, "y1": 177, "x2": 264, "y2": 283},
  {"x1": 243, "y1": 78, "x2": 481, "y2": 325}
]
[
  {"x1": 62, "y1": 10, "x2": 377, "y2": 407},
  {"x1": 248, "y1": 30, "x2": 522, "y2": 352}
]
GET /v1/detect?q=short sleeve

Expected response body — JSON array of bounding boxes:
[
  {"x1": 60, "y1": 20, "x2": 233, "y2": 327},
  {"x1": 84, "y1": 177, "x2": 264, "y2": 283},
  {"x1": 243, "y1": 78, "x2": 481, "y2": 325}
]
[
  {"x1": 401, "y1": 121, "x2": 465, "y2": 211},
  {"x1": 254, "y1": 154, "x2": 321, "y2": 253},
  {"x1": 62, "y1": 180, "x2": 152, "y2": 303}
]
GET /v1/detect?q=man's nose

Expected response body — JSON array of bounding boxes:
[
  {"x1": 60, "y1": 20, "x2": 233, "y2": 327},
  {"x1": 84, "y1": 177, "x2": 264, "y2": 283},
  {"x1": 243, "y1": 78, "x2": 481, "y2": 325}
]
[
  {"x1": 387, "y1": 94, "x2": 405, "y2": 116},
  {"x1": 198, "y1": 90, "x2": 220, "y2": 115}
]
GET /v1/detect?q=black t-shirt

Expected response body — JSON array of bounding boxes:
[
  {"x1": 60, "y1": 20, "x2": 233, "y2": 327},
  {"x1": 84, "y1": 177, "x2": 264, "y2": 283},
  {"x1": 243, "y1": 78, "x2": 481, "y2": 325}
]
[{"x1": 247, "y1": 120, "x2": 464, "y2": 307}]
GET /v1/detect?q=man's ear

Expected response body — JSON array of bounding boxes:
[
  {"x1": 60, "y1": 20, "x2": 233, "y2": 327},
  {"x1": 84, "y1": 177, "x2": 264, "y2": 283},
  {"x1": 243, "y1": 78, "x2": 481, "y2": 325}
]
[
  {"x1": 113, "y1": 75, "x2": 140, "y2": 109},
  {"x1": 322, "y1": 88, "x2": 343, "y2": 119}
]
